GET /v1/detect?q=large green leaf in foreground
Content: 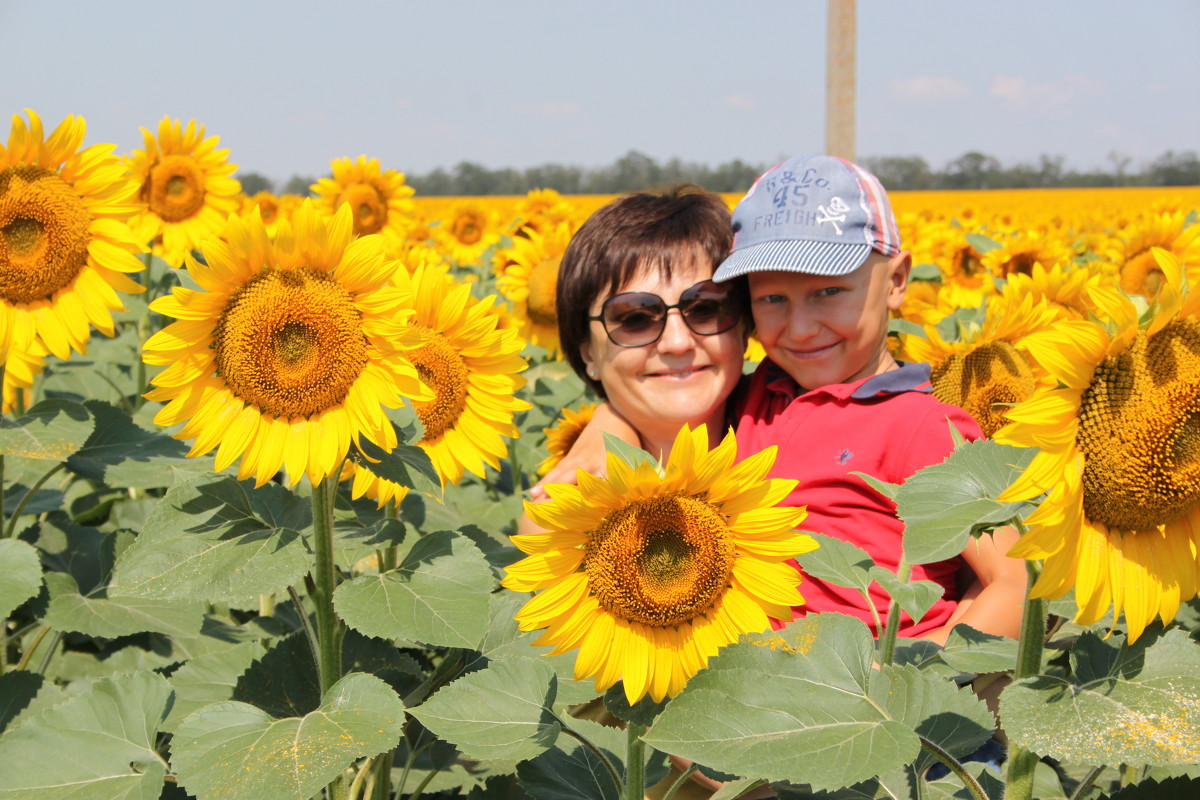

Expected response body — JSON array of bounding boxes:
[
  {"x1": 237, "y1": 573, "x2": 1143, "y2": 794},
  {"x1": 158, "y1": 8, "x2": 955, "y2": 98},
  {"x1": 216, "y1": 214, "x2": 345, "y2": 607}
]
[
  {"x1": 110, "y1": 474, "x2": 310, "y2": 601},
  {"x1": 0, "y1": 671, "x2": 171, "y2": 800},
  {"x1": 0, "y1": 538, "x2": 41, "y2": 618},
  {"x1": 645, "y1": 613, "x2": 992, "y2": 792},
  {"x1": 334, "y1": 528, "x2": 494, "y2": 648},
  {"x1": 1002, "y1": 628, "x2": 1200, "y2": 766},
  {"x1": 409, "y1": 657, "x2": 560, "y2": 769},
  {"x1": 171, "y1": 672, "x2": 405, "y2": 800}
]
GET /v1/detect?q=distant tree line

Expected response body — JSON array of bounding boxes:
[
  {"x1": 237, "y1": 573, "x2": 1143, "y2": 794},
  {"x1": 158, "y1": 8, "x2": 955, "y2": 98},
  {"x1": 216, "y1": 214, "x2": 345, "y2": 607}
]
[{"x1": 238, "y1": 148, "x2": 1200, "y2": 197}]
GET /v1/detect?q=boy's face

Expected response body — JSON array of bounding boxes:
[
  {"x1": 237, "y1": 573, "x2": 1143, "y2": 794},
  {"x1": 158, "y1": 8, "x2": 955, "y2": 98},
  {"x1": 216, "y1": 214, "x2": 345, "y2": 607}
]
[{"x1": 748, "y1": 251, "x2": 911, "y2": 390}]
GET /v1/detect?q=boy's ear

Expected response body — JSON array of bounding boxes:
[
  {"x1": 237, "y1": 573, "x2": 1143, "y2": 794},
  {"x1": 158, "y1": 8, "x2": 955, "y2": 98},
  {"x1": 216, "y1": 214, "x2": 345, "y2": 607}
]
[{"x1": 886, "y1": 251, "x2": 912, "y2": 311}]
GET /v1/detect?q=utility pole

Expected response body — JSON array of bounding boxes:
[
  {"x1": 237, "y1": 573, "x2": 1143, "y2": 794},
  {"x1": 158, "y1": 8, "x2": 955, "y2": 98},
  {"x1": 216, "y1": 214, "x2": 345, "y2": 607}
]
[{"x1": 825, "y1": 0, "x2": 856, "y2": 160}]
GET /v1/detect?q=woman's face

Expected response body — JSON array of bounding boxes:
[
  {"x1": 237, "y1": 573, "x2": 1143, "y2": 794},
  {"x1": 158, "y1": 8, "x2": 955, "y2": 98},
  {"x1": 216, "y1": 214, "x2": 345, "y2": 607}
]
[{"x1": 579, "y1": 252, "x2": 745, "y2": 443}]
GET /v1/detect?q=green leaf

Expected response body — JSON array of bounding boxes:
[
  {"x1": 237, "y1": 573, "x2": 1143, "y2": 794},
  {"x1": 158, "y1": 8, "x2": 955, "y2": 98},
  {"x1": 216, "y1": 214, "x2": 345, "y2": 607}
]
[
  {"x1": 163, "y1": 640, "x2": 267, "y2": 730},
  {"x1": 472, "y1": 592, "x2": 599, "y2": 708},
  {"x1": 172, "y1": 672, "x2": 405, "y2": 800},
  {"x1": 644, "y1": 614, "x2": 919, "y2": 792},
  {"x1": 965, "y1": 233, "x2": 1002, "y2": 253},
  {"x1": 909, "y1": 263, "x2": 944, "y2": 282},
  {"x1": 0, "y1": 672, "x2": 45, "y2": 735},
  {"x1": 409, "y1": 657, "x2": 560, "y2": 768},
  {"x1": 516, "y1": 718, "x2": 622, "y2": 800},
  {"x1": 30, "y1": 513, "x2": 121, "y2": 595},
  {"x1": 0, "y1": 399, "x2": 94, "y2": 461},
  {"x1": 66, "y1": 399, "x2": 199, "y2": 489},
  {"x1": 602, "y1": 433, "x2": 660, "y2": 472},
  {"x1": 110, "y1": 474, "x2": 311, "y2": 601},
  {"x1": 350, "y1": 435, "x2": 442, "y2": 499},
  {"x1": 42, "y1": 572, "x2": 204, "y2": 638},
  {"x1": 0, "y1": 671, "x2": 171, "y2": 800},
  {"x1": 1100, "y1": 776, "x2": 1200, "y2": 799},
  {"x1": 1001, "y1": 629, "x2": 1200, "y2": 766},
  {"x1": 868, "y1": 568, "x2": 943, "y2": 626},
  {"x1": 602, "y1": 684, "x2": 669, "y2": 728},
  {"x1": 870, "y1": 663, "x2": 995, "y2": 774},
  {"x1": 795, "y1": 533, "x2": 875, "y2": 596},
  {"x1": 334, "y1": 529, "x2": 494, "y2": 648},
  {"x1": 940, "y1": 625, "x2": 1020, "y2": 674},
  {"x1": 892, "y1": 439, "x2": 1038, "y2": 565},
  {"x1": 0, "y1": 539, "x2": 41, "y2": 618}
]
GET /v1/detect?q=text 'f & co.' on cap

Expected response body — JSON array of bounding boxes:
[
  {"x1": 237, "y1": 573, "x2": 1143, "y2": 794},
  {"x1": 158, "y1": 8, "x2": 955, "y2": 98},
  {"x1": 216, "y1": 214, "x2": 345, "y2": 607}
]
[{"x1": 713, "y1": 154, "x2": 901, "y2": 281}]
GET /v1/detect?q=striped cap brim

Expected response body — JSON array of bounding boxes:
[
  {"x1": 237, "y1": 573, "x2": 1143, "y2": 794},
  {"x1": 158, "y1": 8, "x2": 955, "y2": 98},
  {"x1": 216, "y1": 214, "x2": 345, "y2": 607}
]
[{"x1": 713, "y1": 240, "x2": 873, "y2": 281}]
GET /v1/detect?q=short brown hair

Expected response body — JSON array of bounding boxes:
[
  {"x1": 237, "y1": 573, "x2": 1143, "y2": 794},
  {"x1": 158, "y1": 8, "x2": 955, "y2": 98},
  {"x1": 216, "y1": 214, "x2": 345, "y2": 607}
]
[{"x1": 557, "y1": 186, "x2": 735, "y2": 396}]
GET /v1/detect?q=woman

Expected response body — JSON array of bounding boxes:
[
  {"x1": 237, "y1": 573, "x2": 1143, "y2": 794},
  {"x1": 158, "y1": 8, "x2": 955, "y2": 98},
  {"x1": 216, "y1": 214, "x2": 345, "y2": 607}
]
[{"x1": 553, "y1": 185, "x2": 746, "y2": 463}]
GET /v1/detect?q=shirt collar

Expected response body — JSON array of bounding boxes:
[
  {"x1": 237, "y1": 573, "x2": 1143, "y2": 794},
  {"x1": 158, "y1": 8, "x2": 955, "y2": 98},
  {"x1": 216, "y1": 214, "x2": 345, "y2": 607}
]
[{"x1": 763, "y1": 359, "x2": 933, "y2": 400}]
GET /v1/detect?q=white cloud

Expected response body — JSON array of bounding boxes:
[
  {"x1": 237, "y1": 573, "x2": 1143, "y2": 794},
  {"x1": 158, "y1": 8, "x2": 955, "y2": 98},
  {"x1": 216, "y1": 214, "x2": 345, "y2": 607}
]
[
  {"x1": 721, "y1": 95, "x2": 758, "y2": 110},
  {"x1": 889, "y1": 75, "x2": 970, "y2": 104},
  {"x1": 538, "y1": 102, "x2": 582, "y2": 118},
  {"x1": 989, "y1": 74, "x2": 1105, "y2": 114}
]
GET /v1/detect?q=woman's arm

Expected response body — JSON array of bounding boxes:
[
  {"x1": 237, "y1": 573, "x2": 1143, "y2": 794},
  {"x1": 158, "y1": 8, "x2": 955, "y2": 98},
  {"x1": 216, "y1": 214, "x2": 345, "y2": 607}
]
[
  {"x1": 528, "y1": 402, "x2": 639, "y2": 498},
  {"x1": 923, "y1": 525, "x2": 1026, "y2": 645}
]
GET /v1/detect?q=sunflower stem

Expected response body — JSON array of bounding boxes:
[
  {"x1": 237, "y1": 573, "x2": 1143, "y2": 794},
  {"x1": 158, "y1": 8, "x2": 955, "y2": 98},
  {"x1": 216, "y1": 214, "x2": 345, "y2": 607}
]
[
  {"x1": 311, "y1": 476, "x2": 344, "y2": 696},
  {"x1": 1004, "y1": 557, "x2": 1046, "y2": 800},
  {"x1": 369, "y1": 748, "x2": 392, "y2": 800},
  {"x1": 624, "y1": 722, "x2": 647, "y2": 800},
  {"x1": 4, "y1": 463, "x2": 65, "y2": 540},
  {"x1": 561, "y1": 723, "x2": 622, "y2": 792},
  {"x1": 920, "y1": 737, "x2": 987, "y2": 800},
  {"x1": 877, "y1": 559, "x2": 911, "y2": 666},
  {"x1": 1067, "y1": 765, "x2": 1105, "y2": 800}
]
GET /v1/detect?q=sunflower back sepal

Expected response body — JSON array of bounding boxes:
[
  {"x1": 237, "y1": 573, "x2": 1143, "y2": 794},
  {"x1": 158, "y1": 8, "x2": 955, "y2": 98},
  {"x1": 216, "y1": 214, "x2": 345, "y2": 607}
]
[{"x1": 601, "y1": 432, "x2": 661, "y2": 474}]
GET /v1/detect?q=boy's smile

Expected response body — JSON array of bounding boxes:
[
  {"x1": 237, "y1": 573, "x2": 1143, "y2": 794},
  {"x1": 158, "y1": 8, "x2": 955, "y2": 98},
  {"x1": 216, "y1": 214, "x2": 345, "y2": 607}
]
[{"x1": 748, "y1": 251, "x2": 911, "y2": 390}]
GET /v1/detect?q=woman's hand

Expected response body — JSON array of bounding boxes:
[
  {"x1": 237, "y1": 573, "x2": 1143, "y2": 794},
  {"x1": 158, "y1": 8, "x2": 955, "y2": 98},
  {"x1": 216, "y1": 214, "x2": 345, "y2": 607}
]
[{"x1": 528, "y1": 402, "x2": 638, "y2": 499}]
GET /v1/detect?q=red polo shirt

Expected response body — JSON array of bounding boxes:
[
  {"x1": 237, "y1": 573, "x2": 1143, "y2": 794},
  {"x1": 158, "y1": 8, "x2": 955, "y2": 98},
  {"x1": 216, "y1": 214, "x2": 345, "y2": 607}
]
[{"x1": 732, "y1": 359, "x2": 984, "y2": 638}]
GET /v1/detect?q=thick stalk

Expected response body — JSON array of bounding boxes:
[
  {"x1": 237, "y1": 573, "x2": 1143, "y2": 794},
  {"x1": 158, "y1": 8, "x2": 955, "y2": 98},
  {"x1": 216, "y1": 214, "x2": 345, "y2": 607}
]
[
  {"x1": 311, "y1": 476, "x2": 343, "y2": 694},
  {"x1": 877, "y1": 560, "x2": 911, "y2": 666},
  {"x1": 920, "y1": 738, "x2": 987, "y2": 800},
  {"x1": 369, "y1": 751, "x2": 392, "y2": 800},
  {"x1": 5, "y1": 463, "x2": 66, "y2": 539},
  {"x1": 311, "y1": 476, "x2": 345, "y2": 800},
  {"x1": 624, "y1": 723, "x2": 647, "y2": 800},
  {"x1": 1004, "y1": 557, "x2": 1046, "y2": 800}
]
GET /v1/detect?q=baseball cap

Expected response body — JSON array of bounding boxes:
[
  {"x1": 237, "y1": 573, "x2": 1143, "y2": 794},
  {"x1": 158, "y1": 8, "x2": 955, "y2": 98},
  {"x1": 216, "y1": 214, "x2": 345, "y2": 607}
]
[{"x1": 713, "y1": 155, "x2": 901, "y2": 281}]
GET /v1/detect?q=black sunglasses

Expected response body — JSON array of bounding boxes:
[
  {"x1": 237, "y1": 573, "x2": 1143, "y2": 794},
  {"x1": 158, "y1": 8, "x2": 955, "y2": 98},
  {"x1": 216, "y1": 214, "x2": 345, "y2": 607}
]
[{"x1": 588, "y1": 279, "x2": 742, "y2": 347}]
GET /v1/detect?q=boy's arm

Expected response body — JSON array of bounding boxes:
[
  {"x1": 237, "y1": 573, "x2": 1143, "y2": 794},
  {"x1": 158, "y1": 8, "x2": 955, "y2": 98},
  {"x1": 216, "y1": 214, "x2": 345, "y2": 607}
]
[
  {"x1": 922, "y1": 525, "x2": 1026, "y2": 645},
  {"x1": 529, "y1": 402, "x2": 638, "y2": 498}
]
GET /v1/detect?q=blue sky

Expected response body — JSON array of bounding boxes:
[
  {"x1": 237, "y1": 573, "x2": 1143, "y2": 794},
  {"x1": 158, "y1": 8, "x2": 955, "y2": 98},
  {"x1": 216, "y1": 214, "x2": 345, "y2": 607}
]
[{"x1": 4, "y1": 0, "x2": 1197, "y2": 184}]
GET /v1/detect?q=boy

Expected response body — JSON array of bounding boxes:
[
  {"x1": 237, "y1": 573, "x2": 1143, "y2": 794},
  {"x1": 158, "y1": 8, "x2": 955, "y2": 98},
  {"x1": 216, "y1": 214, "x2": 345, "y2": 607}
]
[
  {"x1": 710, "y1": 154, "x2": 1025, "y2": 643},
  {"x1": 539, "y1": 155, "x2": 1026, "y2": 645}
]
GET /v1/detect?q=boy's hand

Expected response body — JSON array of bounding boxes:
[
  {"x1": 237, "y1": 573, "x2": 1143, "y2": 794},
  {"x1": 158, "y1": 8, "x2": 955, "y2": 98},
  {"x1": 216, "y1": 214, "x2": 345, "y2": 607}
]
[{"x1": 528, "y1": 402, "x2": 638, "y2": 499}]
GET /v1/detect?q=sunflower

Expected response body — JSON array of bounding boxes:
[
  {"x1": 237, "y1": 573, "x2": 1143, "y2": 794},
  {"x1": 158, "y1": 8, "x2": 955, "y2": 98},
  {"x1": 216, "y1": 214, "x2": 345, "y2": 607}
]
[
  {"x1": 435, "y1": 201, "x2": 502, "y2": 266},
  {"x1": 504, "y1": 424, "x2": 817, "y2": 703},
  {"x1": 1106, "y1": 210, "x2": 1200, "y2": 298},
  {"x1": 2, "y1": 338, "x2": 48, "y2": 414},
  {"x1": 998, "y1": 260, "x2": 1109, "y2": 321},
  {"x1": 979, "y1": 228, "x2": 1073, "y2": 279},
  {"x1": 239, "y1": 190, "x2": 299, "y2": 237},
  {"x1": 537, "y1": 402, "x2": 597, "y2": 476},
  {"x1": 901, "y1": 290, "x2": 1061, "y2": 436},
  {"x1": 312, "y1": 156, "x2": 416, "y2": 257},
  {"x1": 0, "y1": 110, "x2": 147, "y2": 362},
  {"x1": 509, "y1": 188, "x2": 576, "y2": 238},
  {"x1": 494, "y1": 220, "x2": 574, "y2": 357},
  {"x1": 996, "y1": 249, "x2": 1200, "y2": 641},
  {"x1": 127, "y1": 117, "x2": 241, "y2": 268},
  {"x1": 354, "y1": 261, "x2": 531, "y2": 488},
  {"x1": 142, "y1": 201, "x2": 431, "y2": 487}
]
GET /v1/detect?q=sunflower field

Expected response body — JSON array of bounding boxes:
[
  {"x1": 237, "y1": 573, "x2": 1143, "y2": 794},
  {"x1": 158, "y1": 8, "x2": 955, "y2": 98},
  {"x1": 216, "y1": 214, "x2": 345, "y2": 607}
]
[{"x1": 1, "y1": 109, "x2": 1200, "y2": 800}]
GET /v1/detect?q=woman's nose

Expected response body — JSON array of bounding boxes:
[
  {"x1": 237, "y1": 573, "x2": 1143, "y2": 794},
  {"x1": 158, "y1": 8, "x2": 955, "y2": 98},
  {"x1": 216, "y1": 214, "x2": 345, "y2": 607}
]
[{"x1": 656, "y1": 309, "x2": 696, "y2": 353}]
